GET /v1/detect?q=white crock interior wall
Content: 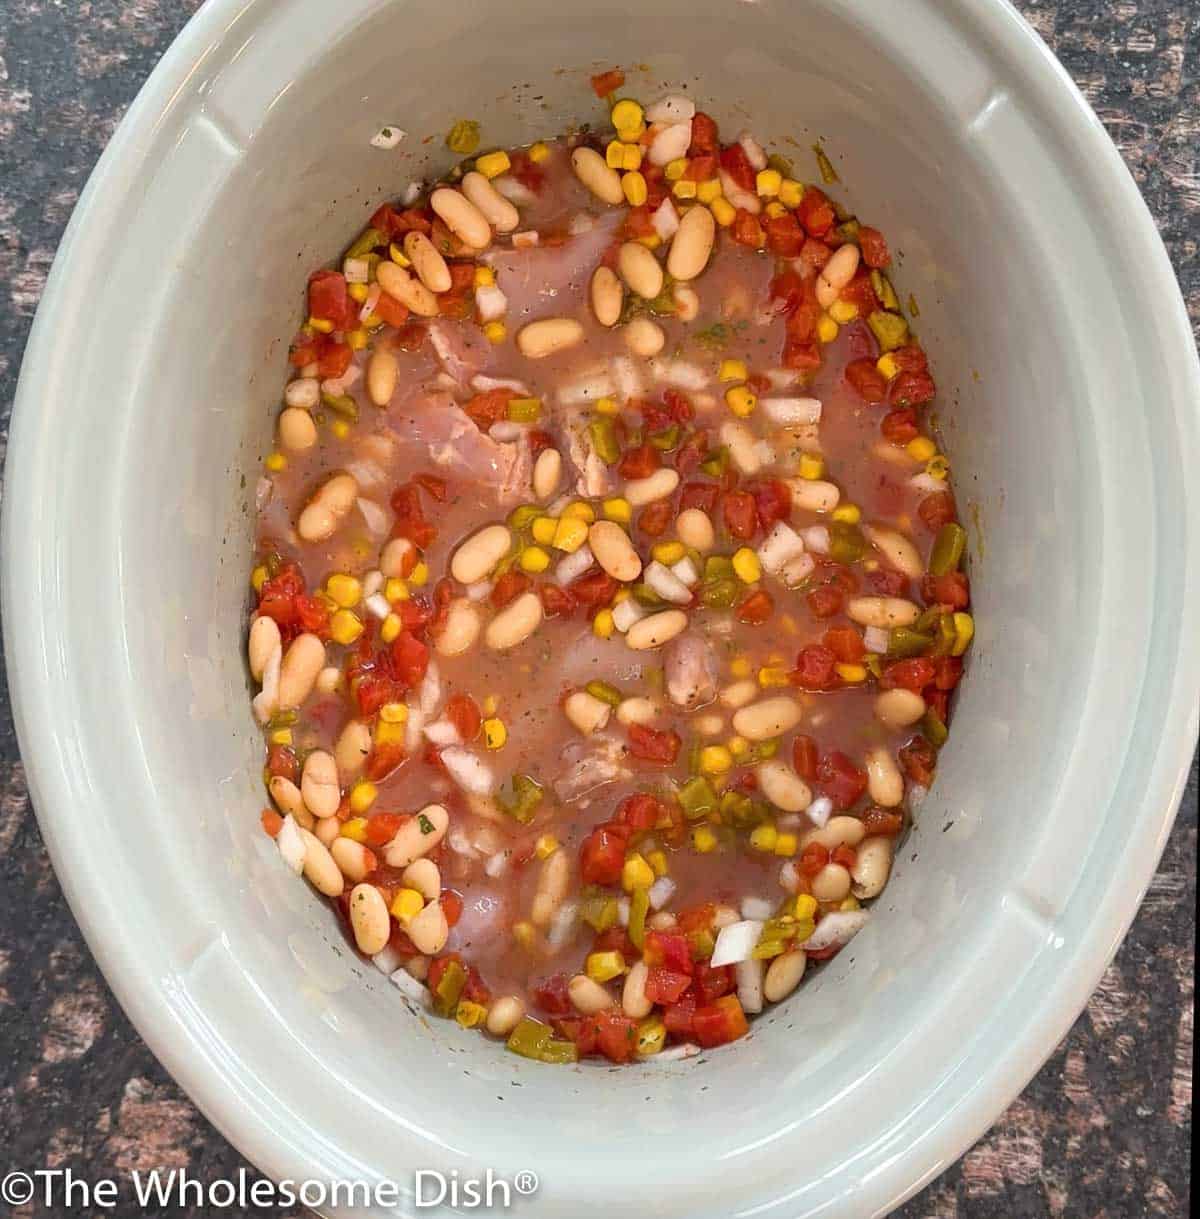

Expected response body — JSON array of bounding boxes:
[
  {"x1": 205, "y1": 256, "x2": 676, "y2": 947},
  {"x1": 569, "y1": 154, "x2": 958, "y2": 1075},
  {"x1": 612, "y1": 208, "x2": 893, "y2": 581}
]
[{"x1": 112, "y1": 0, "x2": 1104, "y2": 1205}]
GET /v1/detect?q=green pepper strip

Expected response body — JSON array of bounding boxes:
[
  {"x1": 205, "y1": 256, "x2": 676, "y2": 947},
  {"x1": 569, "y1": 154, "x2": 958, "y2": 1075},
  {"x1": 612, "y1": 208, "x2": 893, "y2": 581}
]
[
  {"x1": 432, "y1": 959, "x2": 467, "y2": 1018},
  {"x1": 888, "y1": 627, "x2": 934, "y2": 658},
  {"x1": 678, "y1": 776, "x2": 718, "y2": 820},
  {"x1": 701, "y1": 579, "x2": 739, "y2": 609},
  {"x1": 867, "y1": 310, "x2": 909, "y2": 353},
  {"x1": 922, "y1": 708, "x2": 949, "y2": 747},
  {"x1": 828, "y1": 521, "x2": 867, "y2": 565},
  {"x1": 585, "y1": 680, "x2": 623, "y2": 707},
  {"x1": 929, "y1": 523, "x2": 967, "y2": 576},
  {"x1": 321, "y1": 392, "x2": 359, "y2": 421},
  {"x1": 345, "y1": 227, "x2": 384, "y2": 259},
  {"x1": 506, "y1": 1017, "x2": 553, "y2": 1060},
  {"x1": 628, "y1": 886, "x2": 650, "y2": 950},
  {"x1": 649, "y1": 424, "x2": 681, "y2": 451},
  {"x1": 499, "y1": 773, "x2": 543, "y2": 824},
  {"x1": 589, "y1": 417, "x2": 620, "y2": 465},
  {"x1": 700, "y1": 448, "x2": 729, "y2": 477}
]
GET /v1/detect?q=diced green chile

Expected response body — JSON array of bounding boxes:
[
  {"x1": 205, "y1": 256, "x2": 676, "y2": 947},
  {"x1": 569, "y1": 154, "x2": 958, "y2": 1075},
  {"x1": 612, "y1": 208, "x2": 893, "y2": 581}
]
[
  {"x1": 345, "y1": 227, "x2": 384, "y2": 258},
  {"x1": 888, "y1": 627, "x2": 934, "y2": 658},
  {"x1": 498, "y1": 773, "x2": 543, "y2": 823},
  {"x1": 828, "y1": 521, "x2": 867, "y2": 565},
  {"x1": 321, "y1": 391, "x2": 359, "y2": 421},
  {"x1": 432, "y1": 959, "x2": 467, "y2": 1017},
  {"x1": 589, "y1": 417, "x2": 620, "y2": 465},
  {"x1": 678, "y1": 776, "x2": 718, "y2": 819},
  {"x1": 929, "y1": 523, "x2": 966, "y2": 575},
  {"x1": 922, "y1": 708, "x2": 949, "y2": 747},
  {"x1": 628, "y1": 886, "x2": 650, "y2": 950},
  {"x1": 701, "y1": 579, "x2": 739, "y2": 609},
  {"x1": 585, "y1": 680, "x2": 623, "y2": 707}
]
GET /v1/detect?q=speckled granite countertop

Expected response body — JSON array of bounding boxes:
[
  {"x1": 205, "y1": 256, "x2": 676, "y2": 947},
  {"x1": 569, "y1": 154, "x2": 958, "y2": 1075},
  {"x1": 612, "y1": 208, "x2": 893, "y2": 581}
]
[{"x1": 0, "y1": 2, "x2": 1195, "y2": 1215}]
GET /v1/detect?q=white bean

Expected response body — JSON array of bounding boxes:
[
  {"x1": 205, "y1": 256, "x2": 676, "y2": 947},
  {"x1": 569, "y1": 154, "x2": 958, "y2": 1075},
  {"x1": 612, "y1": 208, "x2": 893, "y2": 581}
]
[
  {"x1": 564, "y1": 690, "x2": 612, "y2": 736},
  {"x1": 757, "y1": 760, "x2": 812, "y2": 812},
  {"x1": 571, "y1": 146, "x2": 624, "y2": 205},
  {"x1": 672, "y1": 283, "x2": 699, "y2": 321},
  {"x1": 349, "y1": 883, "x2": 391, "y2": 955},
  {"x1": 461, "y1": 171, "x2": 520, "y2": 233},
  {"x1": 301, "y1": 749, "x2": 340, "y2": 819},
  {"x1": 331, "y1": 838, "x2": 376, "y2": 884},
  {"x1": 451, "y1": 524, "x2": 512, "y2": 584},
  {"x1": 622, "y1": 960, "x2": 653, "y2": 1018},
  {"x1": 720, "y1": 679, "x2": 759, "y2": 710},
  {"x1": 533, "y1": 448, "x2": 562, "y2": 500},
  {"x1": 865, "y1": 747, "x2": 904, "y2": 807},
  {"x1": 314, "y1": 815, "x2": 339, "y2": 846},
  {"x1": 485, "y1": 591, "x2": 543, "y2": 650},
  {"x1": 851, "y1": 835, "x2": 894, "y2": 899},
  {"x1": 732, "y1": 696, "x2": 803, "y2": 742},
  {"x1": 675, "y1": 508, "x2": 714, "y2": 552},
  {"x1": 763, "y1": 950, "x2": 807, "y2": 1003},
  {"x1": 334, "y1": 719, "x2": 372, "y2": 779},
  {"x1": 626, "y1": 609, "x2": 689, "y2": 651},
  {"x1": 569, "y1": 974, "x2": 615, "y2": 1015},
  {"x1": 298, "y1": 472, "x2": 358, "y2": 542},
  {"x1": 299, "y1": 828, "x2": 344, "y2": 896},
  {"x1": 436, "y1": 598, "x2": 482, "y2": 656},
  {"x1": 248, "y1": 615, "x2": 281, "y2": 682},
  {"x1": 430, "y1": 186, "x2": 491, "y2": 249},
  {"x1": 874, "y1": 688, "x2": 927, "y2": 729},
  {"x1": 616, "y1": 696, "x2": 658, "y2": 726},
  {"x1": 284, "y1": 377, "x2": 320, "y2": 409},
  {"x1": 517, "y1": 317, "x2": 585, "y2": 359},
  {"x1": 847, "y1": 596, "x2": 921, "y2": 628},
  {"x1": 268, "y1": 775, "x2": 306, "y2": 820},
  {"x1": 788, "y1": 478, "x2": 841, "y2": 514},
  {"x1": 531, "y1": 848, "x2": 569, "y2": 927},
  {"x1": 624, "y1": 467, "x2": 679, "y2": 508},
  {"x1": 816, "y1": 242, "x2": 861, "y2": 309},
  {"x1": 623, "y1": 316, "x2": 665, "y2": 357},
  {"x1": 590, "y1": 265, "x2": 624, "y2": 327},
  {"x1": 408, "y1": 899, "x2": 449, "y2": 955},
  {"x1": 801, "y1": 815, "x2": 867, "y2": 850},
  {"x1": 588, "y1": 520, "x2": 642, "y2": 582},
  {"x1": 486, "y1": 995, "x2": 526, "y2": 1037},
  {"x1": 380, "y1": 536, "x2": 415, "y2": 578},
  {"x1": 811, "y1": 863, "x2": 852, "y2": 902},
  {"x1": 384, "y1": 803, "x2": 450, "y2": 868},
  {"x1": 402, "y1": 230, "x2": 452, "y2": 293},
  {"x1": 618, "y1": 241, "x2": 664, "y2": 300},
  {"x1": 279, "y1": 407, "x2": 317, "y2": 452},
  {"x1": 667, "y1": 203, "x2": 716, "y2": 281},
  {"x1": 376, "y1": 260, "x2": 439, "y2": 316},
  {"x1": 862, "y1": 523, "x2": 924, "y2": 579},
  {"x1": 401, "y1": 858, "x2": 441, "y2": 902},
  {"x1": 278, "y1": 633, "x2": 325, "y2": 708}
]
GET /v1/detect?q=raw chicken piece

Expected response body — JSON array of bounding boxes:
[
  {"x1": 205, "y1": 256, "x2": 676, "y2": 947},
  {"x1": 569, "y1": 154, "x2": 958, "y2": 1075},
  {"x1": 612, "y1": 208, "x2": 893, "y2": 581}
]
[
  {"x1": 664, "y1": 632, "x2": 719, "y2": 710},
  {"x1": 553, "y1": 735, "x2": 631, "y2": 804},
  {"x1": 427, "y1": 317, "x2": 490, "y2": 386},
  {"x1": 562, "y1": 412, "x2": 615, "y2": 498}
]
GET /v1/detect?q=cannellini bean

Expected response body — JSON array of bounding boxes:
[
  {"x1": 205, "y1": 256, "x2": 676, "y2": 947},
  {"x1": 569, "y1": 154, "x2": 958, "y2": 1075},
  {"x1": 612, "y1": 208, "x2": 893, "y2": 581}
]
[
  {"x1": 331, "y1": 838, "x2": 377, "y2": 884},
  {"x1": 588, "y1": 520, "x2": 642, "y2": 581},
  {"x1": 278, "y1": 633, "x2": 325, "y2": 708},
  {"x1": 811, "y1": 863, "x2": 852, "y2": 902},
  {"x1": 402, "y1": 229, "x2": 452, "y2": 293},
  {"x1": 314, "y1": 815, "x2": 339, "y2": 845},
  {"x1": 564, "y1": 690, "x2": 612, "y2": 736},
  {"x1": 268, "y1": 775, "x2": 306, "y2": 820},
  {"x1": 461, "y1": 171, "x2": 520, "y2": 232},
  {"x1": 616, "y1": 696, "x2": 658, "y2": 726},
  {"x1": 623, "y1": 316, "x2": 666, "y2": 357},
  {"x1": 788, "y1": 478, "x2": 840, "y2": 514},
  {"x1": 852, "y1": 836, "x2": 895, "y2": 899},
  {"x1": 284, "y1": 377, "x2": 319, "y2": 409},
  {"x1": 667, "y1": 203, "x2": 716, "y2": 281},
  {"x1": 847, "y1": 596, "x2": 921, "y2": 628},
  {"x1": 299, "y1": 828, "x2": 343, "y2": 897},
  {"x1": 763, "y1": 950, "x2": 807, "y2": 1003},
  {"x1": 622, "y1": 960, "x2": 653, "y2": 1018},
  {"x1": 375, "y1": 260, "x2": 439, "y2": 316},
  {"x1": 408, "y1": 899, "x2": 449, "y2": 955},
  {"x1": 402, "y1": 858, "x2": 441, "y2": 902},
  {"x1": 865, "y1": 747, "x2": 904, "y2": 807},
  {"x1": 315, "y1": 665, "x2": 341, "y2": 695},
  {"x1": 569, "y1": 974, "x2": 615, "y2": 1015},
  {"x1": 485, "y1": 590, "x2": 543, "y2": 650},
  {"x1": 571, "y1": 146, "x2": 624, "y2": 205},
  {"x1": 874, "y1": 688, "x2": 927, "y2": 729},
  {"x1": 380, "y1": 536, "x2": 415, "y2": 578},
  {"x1": 301, "y1": 749, "x2": 340, "y2": 819},
  {"x1": 334, "y1": 719, "x2": 372, "y2": 779},
  {"x1": 720, "y1": 679, "x2": 759, "y2": 710},
  {"x1": 430, "y1": 186, "x2": 491, "y2": 249},
  {"x1": 618, "y1": 241, "x2": 664, "y2": 300},
  {"x1": 517, "y1": 317, "x2": 585, "y2": 359},
  {"x1": 436, "y1": 598, "x2": 482, "y2": 656},
  {"x1": 297, "y1": 472, "x2": 358, "y2": 542},
  {"x1": 361, "y1": 347, "x2": 396, "y2": 409},
  {"x1": 816, "y1": 242, "x2": 861, "y2": 308},
  {"x1": 675, "y1": 508, "x2": 714, "y2": 551},
  {"x1": 531, "y1": 848, "x2": 569, "y2": 927},
  {"x1": 486, "y1": 995, "x2": 526, "y2": 1037},
  {"x1": 626, "y1": 609, "x2": 689, "y2": 651},
  {"x1": 672, "y1": 283, "x2": 699, "y2": 321},
  {"x1": 757, "y1": 760, "x2": 812, "y2": 812},
  {"x1": 801, "y1": 815, "x2": 866, "y2": 850},
  {"x1": 278, "y1": 407, "x2": 317, "y2": 452},
  {"x1": 590, "y1": 265, "x2": 623, "y2": 327},
  {"x1": 451, "y1": 524, "x2": 512, "y2": 584},
  {"x1": 863, "y1": 523, "x2": 924, "y2": 579},
  {"x1": 384, "y1": 803, "x2": 450, "y2": 868},
  {"x1": 624, "y1": 467, "x2": 679, "y2": 508},
  {"x1": 533, "y1": 448, "x2": 562, "y2": 500},
  {"x1": 248, "y1": 615, "x2": 281, "y2": 682},
  {"x1": 732, "y1": 696, "x2": 803, "y2": 741},
  {"x1": 349, "y1": 883, "x2": 391, "y2": 955}
]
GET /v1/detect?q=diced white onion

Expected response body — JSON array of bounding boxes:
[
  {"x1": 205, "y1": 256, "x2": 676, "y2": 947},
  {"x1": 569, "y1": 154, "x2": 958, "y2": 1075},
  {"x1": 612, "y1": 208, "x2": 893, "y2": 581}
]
[
  {"x1": 806, "y1": 796, "x2": 833, "y2": 828},
  {"x1": 710, "y1": 919, "x2": 764, "y2": 967},
  {"x1": 609, "y1": 355, "x2": 644, "y2": 402},
  {"x1": 370, "y1": 125, "x2": 406, "y2": 150},
  {"x1": 284, "y1": 377, "x2": 320, "y2": 409},
  {"x1": 423, "y1": 718, "x2": 462, "y2": 747},
  {"x1": 763, "y1": 396, "x2": 822, "y2": 426},
  {"x1": 359, "y1": 283, "x2": 381, "y2": 324},
  {"x1": 362, "y1": 569, "x2": 384, "y2": 598},
  {"x1": 547, "y1": 900, "x2": 579, "y2": 949},
  {"x1": 779, "y1": 860, "x2": 801, "y2": 894},
  {"x1": 484, "y1": 851, "x2": 509, "y2": 878},
  {"x1": 801, "y1": 525, "x2": 830, "y2": 554},
  {"x1": 910, "y1": 473, "x2": 946, "y2": 494},
  {"x1": 798, "y1": 910, "x2": 870, "y2": 952},
  {"x1": 648, "y1": 121, "x2": 694, "y2": 166},
  {"x1": 652, "y1": 198, "x2": 680, "y2": 241},
  {"x1": 488, "y1": 420, "x2": 524, "y2": 442},
  {"x1": 512, "y1": 230, "x2": 540, "y2": 249},
  {"x1": 439, "y1": 747, "x2": 495, "y2": 795},
  {"x1": 343, "y1": 256, "x2": 370, "y2": 284},
  {"x1": 671, "y1": 556, "x2": 700, "y2": 587},
  {"x1": 556, "y1": 544, "x2": 596, "y2": 585},
  {"x1": 657, "y1": 1042, "x2": 701, "y2": 1061},
  {"x1": 402, "y1": 181, "x2": 422, "y2": 205},
  {"x1": 719, "y1": 169, "x2": 761, "y2": 214},
  {"x1": 356, "y1": 497, "x2": 389, "y2": 538},
  {"x1": 650, "y1": 358, "x2": 710, "y2": 391},
  {"x1": 276, "y1": 815, "x2": 305, "y2": 874},
  {"x1": 371, "y1": 943, "x2": 405, "y2": 975},
  {"x1": 390, "y1": 968, "x2": 432, "y2": 1007},
  {"x1": 863, "y1": 626, "x2": 891, "y2": 654},
  {"x1": 404, "y1": 706, "x2": 425, "y2": 754},
  {"x1": 465, "y1": 580, "x2": 494, "y2": 601},
  {"x1": 757, "y1": 521, "x2": 806, "y2": 574},
  {"x1": 558, "y1": 369, "x2": 615, "y2": 406},
  {"x1": 417, "y1": 661, "x2": 441, "y2": 716},
  {"x1": 909, "y1": 784, "x2": 929, "y2": 809},
  {"x1": 740, "y1": 895, "x2": 774, "y2": 921},
  {"x1": 475, "y1": 283, "x2": 508, "y2": 322},
  {"x1": 321, "y1": 363, "x2": 361, "y2": 397},
  {"x1": 738, "y1": 131, "x2": 767, "y2": 170},
  {"x1": 736, "y1": 958, "x2": 764, "y2": 1014},
  {"x1": 648, "y1": 876, "x2": 677, "y2": 910},
  {"x1": 617, "y1": 897, "x2": 631, "y2": 926},
  {"x1": 492, "y1": 175, "x2": 536, "y2": 205},
  {"x1": 644, "y1": 560, "x2": 692, "y2": 605},
  {"x1": 765, "y1": 368, "x2": 800, "y2": 390},
  {"x1": 567, "y1": 212, "x2": 595, "y2": 235},
  {"x1": 447, "y1": 827, "x2": 476, "y2": 856},
  {"x1": 645, "y1": 95, "x2": 696, "y2": 124},
  {"x1": 364, "y1": 593, "x2": 391, "y2": 620},
  {"x1": 782, "y1": 553, "x2": 816, "y2": 586},
  {"x1": 472, "y1": 374, "x2": 530, "y2": 394},
  {"x1": 612, "y1": 598, "x2": 647, "y2": 632}
]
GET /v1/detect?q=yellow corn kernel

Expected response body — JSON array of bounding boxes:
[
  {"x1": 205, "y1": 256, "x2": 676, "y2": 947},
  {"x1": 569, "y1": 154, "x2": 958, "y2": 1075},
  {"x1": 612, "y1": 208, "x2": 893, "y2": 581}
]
[
  {"x1": 816, "y1": 313, "x2": 840, "y2": 344},
  {"x1": 711, "y1": 196, "x2": 736, "y2": 227},
  {"x1": 725, "y1": 385, "x2": 757, "y2": 417},
  {"x1": 637, "y1": 233, "x2": 662, "y2": 250},
  {"x1": 481, "y1": 717, "x2": 508, "y2": 750},
  {"x1": 622, "y1": 143, "x2": 644, "y2": 171},
  {"x1": 265, "y1": 452, "x2": 287, "y2": 473},
  {"x1": 340, "y1": 817, "x2": 369, "y2": 843},
  {"x1": 474, "y1": 265, "x2": 496, "y2": 288},
  {"x1": 528, "y1": 141, "x2": 550, "y2": 163},
  {"x1": 390, "y1": 888, "x2": 425, "y2": 924},
  {"x1": 374, "y1": 718, "x2": 405, "y2": 747},
  {"x1": 349, "y1": 780, "x2": 378, "y2": 814},
  {"x1": 330, "y1": 609, "x2": 364, "y2": 645},
  {"x1": 692, "y1": 826, "x2": 719, "y2": 854},
  {"x1": 326, "y1": 573, "x2": 362, "y2": 607},
  {"x1": 616, "y1": 123, "x2": 646, "y2": 144},
  {"x1": 664, "y1": 157, "x2": 688, "y2": 181},
  {"x1": 876, "y1": 352, "x2": 899, "y2": 380},
  {"x1": 475, "y1": 150, "x2": 511, "y2": 179},
  {"x1": 778, "y1": 178, "x2": 804, "y2": 208},
  {"x1": 483, "y1": 320, "x2": 507, "y2": 344},
  {"x1": 952, "y1": 612, "x2": 975, "y2": 656},
  {"x1": 927, "y1": 455, "x2": 950, "y2": 480},
  {"x1": 585, "y1": 950, "x2": 626, "y2": 983},
  {"x1": 595, "y1": 395, "x2": 621, "y2": 416},
  {"x1": 531, "y1": 516, "x2": 558, "y2": 545},
  {"x1": 749, "y1": 824, "x2": 779, "y2": 852},
  {"x1": 906, "y1": 437, "x2": 937, "y2": 462},
  {"x1": 774, "y1": 832, "x2": 798, "y2": 857},
  {"x1": 409, "y1": 561, "x2": 429, "y2": 587},
  {"x1": 379, "y1": 701, "x2": 409, "y2": 724},
  {"x1": 672, "y1": 180, "x2": 697, "y2": 200},
  {"x1": 534, "y1": 833, "x2": 559, "y2": 860},
  {"x1": 696, "y1": 177, "x2": 722, "y2": 204},
  {"x1": 831, "y1": 503, "x2": 861, "y2": 525},
  {"x1": 729, "y1": 656, "x2": 752, "y2": 679},
  {"x1": 385, "y1": 577, "x2": 409, "y2": 603},
  {"x1": 699, "y1": 745, "x2": 733, "y2": 776},
  {"x1": 307, "y1": 316, "x2": 334, "y2": 333},
  {"x1": 719, "y1": 358, "x2": 748, "y2": 383},
  {"x1": 798, "y1": 453, "x2": 825, "y2": 480},
  {"x1": 387, "y1": 242, "x2": 411, "y2": 267},
  {"x1": 732, "y1": 547, "x2": 761, "y2": 583},
  {"x1": 346, "y1": 328, "x2": 368, "y2": 351},
  {"x1": 647, "y1": 850, "x2": 668, "y2": 878},
  {"x1": 727, "y1": 735, "x2": 750, "y2": 758},
  {"x1": 757, "y1": 666, "x2": 790, "y2": 688},
  {"x1": 836, "y1": 663, "x2": 868, "y2": 683},
  {"x1": 617, "y1": 170, "x2": 647, "y2": 207},
  {"x1": 512, "y1": 920, "x2": 536, "y2": 950},
  {"x1": 269, "y1": 728, "x2": 293, "y2": 746},
  {"x1": 552, "y1": 516, "x2": 589, "y2": 553},
  {"x1": 482, "y1": 694, "x2": 498, "y2": 716},
  {"x1": 829, "y1": 299, "x2": 859, "y2": 324},
  {"x1": 592, "y1": 608, "x2": 615, "y2": 639},
  {"x1": 612, "y1": 587, "x2": 631, "y2": 604},
  {"x1": 562, "y1": 500, "x2": 597, "y2": 523},
  {"x1": 610, "y1": 98, "x2": 644, "y2": 132},
  {"x1": 380, "y1": 612, "x2": 402, "y2": 644},
  {"x1": 347, "y1": 282, "x2": 369, "y2": 304},
  {"x1": 602, "y1": 496, "x2": 632, "y2": 523},
  {"x1": 362, "y1": 312, "x2": 385, "y2": 330},
  {"x1": 636, "y1": 1015, "x2": 667, "y2": 1056},
  {"x1": 519, "y1": 545, "x2": 550, "y2": 574},
  {"x1": 251, "y1": 565, "x2": 268, "y2": 592},
  {"x1": 792, "y1": 894, "x2": 819, "y2": 921},
  {"x1": 651, "y1": 540, "x2": 686, "y2": 566},
  {"x1": 764, "y1": 201, "x2": 787, "y2": 219},
  {"x1": 605, "y1": 140, "x2": 627, "y2": 169},
  {"x1": 622, "y1": 853, "x2": 656, "y2": 893},
  {"x1": 840, "y1": 895, "x2": 862, "y2": 912},
  {"x1": 330, "y1": 418, "x2": 351, "y2": 440},
  {"x1": 756, "y1": 168, "x2": 782, "y2": 197},
  {"x1": 455, "y1": 999, "x2": 489, "y2": 1029}
]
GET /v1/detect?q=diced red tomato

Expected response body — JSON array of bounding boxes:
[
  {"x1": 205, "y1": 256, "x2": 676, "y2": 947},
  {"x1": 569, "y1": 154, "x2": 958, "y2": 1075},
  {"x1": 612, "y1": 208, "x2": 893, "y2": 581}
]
[
  {"x1": 845, "y1": 358, "x2": 888, "y2": 404},
  {"x1": 933, "y1": 655, "x2": 964, "y2": 691},
  {"x1": 663, "y1": 993, "x2": 697, "y2": 1037},
  {"x1": 735, "y1": 589, "x2": 774, "y2": 625},
  {"x1": 637, "y1": 500, "x2": 673, "y2": 537},
  {"x1": 881, "y1": 407, "x2": 919, "y2": 445},
  {"x1": 579, "y1": 825, "x2": 628, "y2": 887},
  {"x1": 798, "y1": 237, "x2": 833, "y2": 275},
  {"x1": 508, "y1": 150, "x2": 546, "y2": 194},
  {"x1": 363, "y1": 812, "x2": 406, "y2": 848},
  {"x1": 799, "y1": 842, "x2": 830, "y2": 875},
  {"x1": 316, "y1": 341, "x2": 353, "y2": 380},
  {"x1": 747, "y1": 478, "x2": 792, "y2": 530},
  {"x1": 722, "y1": 491, "x2": 758, "y2": 540},
  {"x1": 806, "y1": 583, "x2": 845, "y2": 619},
  {"x1": 389, "y1": 630, "x2": 430, "y2": 688},
  {"x1": 643, "y1": 931, "x2": 694, "y2": 974},
  {"x1": 880, "y1": 657, "x2": 935, "y2": 693},
  {"x1": 796, "y1": 186, "x2": 835, "y2": 237},
  {"x1": 719, "y1": 143, "x2": 756, "y2": 192},
  {"x1": 898, "y1": 736, "x2": 937, "y2": 786},
  {"x1": 532, "y1": 973, "x2": 574, "y2": 1016},
  {"x1": 616, "y1": 792, "x2": 666, "y2": 832},
  {"x1": 689, "y1": 112, "x2": 719, "y2": 155},
  {"x1": 831, "y1": 844, "x2": 858, "y2": 870},
  {"x1": 307, "y1": 269, "x2": 357, "y2": 331},
  {"x1": 782, "y1": 337, "x2": 822, "y2": 371},
  {"x1": 676, "y1": 903, "x2": 716, "y2": 934},
  {"x1": 731, "y1": 208, "x2": 764, "y2": 248},
  {"x1": 440, "y1": 890, "x2": 464, "y2": 927},
  {"x1": 816, "y1": 750, "x2": 869, "y2": 810},
  {"x1": 675, "y1": 431, "x2": 709, "y2": 475},
  {"x1": 445, "y1": 693, "x2": 482, "y2": 741},
  {"x1": 568, "y1": 571, "x2": 618, "y2": 608},
  {"x1": 680, "y1": 481, "x2": 720, "y2": 514},
  {"x1": 790, "y1": 643, "x2": 838, "y2": 691},
  {"x1": 692, "y1": 995, "x2": 749, "y2": 1048},
  {"x1": 370, "y1": 205, "x2": 432, "y2": 240},
  {"x1": 587, "y1": 1010, "x2": 640, "y2": 1064},
  {"x1": 861, "y1": 805, "x2": 905, "y2": 836},
  {"x1": 628, "y1": 723, "x2": 682, "y2": 765},
  {"x1": 265, "y1": 743, "x2": 299, "y2": 784},
  {"x1": 373, "y1": 291, "x2": 409, "y2": 328},
  {"x1": 840, "y1": 269, "x2": 880, "y2": 318},
  {"x1": 491, "y1": 570, "x2": 531, "y2": 609},
  {"x1": 683, "y1": 153, "x2": 718, "y2": 182},
  {"x1": 391, "y1": 321, "x2": 428, "y2": 351},
  {"x1": 923, "y1": 571, "x2": 970, "y2": 610},
  {"x1": 593, "y1": 925, "x2": 638, "y2": 961},
  {"x1": 858, "y1": 226, "x2": 891, "y2": 268},
  {"x1": 792, "y1": 734, "x2": 819, "y2": 782},
  {"x1": 256, "y1": 564, "x2": 331, "y2": 643},
  {"x1": 645, "y1": 968, "x2": 692, "y2": 1005},
  {"x1": 590, "y1": 68, "x2": 625, "y2": 97},
  {"x1": 768, "y1": 270, "x2": 804, "y2": 316},
  {"x1": 764, "y1": 211, "x2": 805, "y2": 257},
  {"x1": 889, "y1": 369, "x2": 937, "y2": 407},
  {"x1": 823, "y1": 626, "x2": 865, "y2": 663},
  {"x1": 918, "y1": 492, "x2": 958, "y2": 532},
  {"x1": 260, "y1": 808, "x2": 283, "y2": 838},
  {"x1": 365, "y1": 740, "x2": 406, "y2": 782},
  {"x1": 463, "y1": 387, "x2": 515, "y2": 430},
  {"x1": 390, "y1": 482, "x2": 437, "y2": 549},
  {"x1": 691, "y1": 961, "x2": 734, "y2": 1004},
  {"x1": 539, "y1": 583, "x2": 576, "y2": 618},
  {"x1": 870, "y1": 567, "x2": 910, "y2": 597}
]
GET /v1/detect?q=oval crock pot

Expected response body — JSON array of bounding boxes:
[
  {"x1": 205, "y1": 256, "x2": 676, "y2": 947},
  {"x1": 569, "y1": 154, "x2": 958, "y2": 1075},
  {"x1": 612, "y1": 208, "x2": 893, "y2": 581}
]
[{"x1": 3, "y1": 0, "x2": 1198, "y2": 1215}]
